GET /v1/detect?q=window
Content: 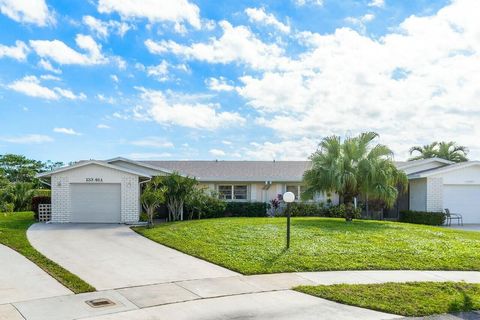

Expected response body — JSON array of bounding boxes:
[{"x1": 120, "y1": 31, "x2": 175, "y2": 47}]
[
  {"x1": 218, "y1": 185, "x2": 248, "y2": 200},
  {"x1": 218, "y1": 185, "x2": 232, "y2": 200},
  {"x1": 234, "y1": 185, "x2": 247, "y2": 200},
  {"x1": 286, "y1": 185, "x2": 299, "y2": 200}
]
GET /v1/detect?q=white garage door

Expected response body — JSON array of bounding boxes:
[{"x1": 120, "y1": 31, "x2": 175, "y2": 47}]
[
  {"x1": 443, "y1": 185, "x2": 480, "y2": 224},
  {"x1": 71, "y1": 183, "x2": 121, "y2": 223}
]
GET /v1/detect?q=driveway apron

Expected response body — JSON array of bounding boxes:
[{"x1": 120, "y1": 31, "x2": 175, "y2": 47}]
[{"x1": 27, "y1": 223, "x2": 237, "y2": 290}]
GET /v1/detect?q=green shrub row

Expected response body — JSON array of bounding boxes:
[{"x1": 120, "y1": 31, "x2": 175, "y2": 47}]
[
  {"x1": 276, "y1": 202, "x2": 361, "y2": 219},
  {"x1": 399, "y1": 210, "x2": 445, "y2": 225},
  {"x1": 200, "y1": 201, "x2": 268, "y2": 219}
]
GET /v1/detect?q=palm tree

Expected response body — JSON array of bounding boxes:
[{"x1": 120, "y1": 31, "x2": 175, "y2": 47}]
[
  {"x1": 409, "y1": 141, "x2": 468, "y2": 162},
  {"x1": 302, "y1": 132, "x2": 408, "y2": 220},
  {"x1": 408, "y1": 142, "x2": 438, "y2": 161},
  {"x1": 436, "y1": 141, "x2": 468, "y2": 162}
]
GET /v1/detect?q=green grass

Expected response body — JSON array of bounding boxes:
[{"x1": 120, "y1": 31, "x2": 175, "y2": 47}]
[
  {"x1": 295, "y1": 282, "x2": 480, "y2": 316},
  {"x1": 134, "y1": 217, "x2": 480, "y2": 274},
  {"x1": 0, "y1": 212, "x2": 95, "y2": 293}
]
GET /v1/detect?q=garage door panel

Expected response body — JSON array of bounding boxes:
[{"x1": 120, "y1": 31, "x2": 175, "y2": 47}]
[
  {"x1": 71, "y1": 184, "x2": 121, "y2": 223},
  {"x1": 443, "y1": 185, "x2": 480, "y2": 224}
]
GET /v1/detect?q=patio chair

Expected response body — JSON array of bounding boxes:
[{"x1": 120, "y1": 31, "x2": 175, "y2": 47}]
[{"x1": 444, "y1": 208, "x2": 463, "y2": 226}]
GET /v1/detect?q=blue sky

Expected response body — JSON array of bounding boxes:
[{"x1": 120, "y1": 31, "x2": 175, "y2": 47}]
[{"x1": 1, "y1": 0, "x2": 478, "y2": 163}]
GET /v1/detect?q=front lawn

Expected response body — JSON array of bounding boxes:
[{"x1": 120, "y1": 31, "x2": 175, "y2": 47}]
[
  {"x1": 0, "y1": 212, "x2": 95, "y2": 293},
  {"x1": 135, "y1": 217, "x2": 480, "y2": 274},
  {"x1": 296, "y1": 282, "x2": 480, "y2": 316}
]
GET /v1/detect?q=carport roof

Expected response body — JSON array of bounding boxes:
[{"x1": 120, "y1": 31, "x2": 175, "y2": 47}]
[{"x1": 36, "y1": 160, "x2": 151, "y2": 178}]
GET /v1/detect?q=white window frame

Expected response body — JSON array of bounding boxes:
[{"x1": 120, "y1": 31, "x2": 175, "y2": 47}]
[{"x1": 217, "y1": 184, "x2": 249, "y2": 201}]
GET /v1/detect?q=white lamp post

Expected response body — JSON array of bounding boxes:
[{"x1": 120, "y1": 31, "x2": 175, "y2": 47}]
[{"x1": 283, "y1": 191, "x2": 295, "y2": 249}]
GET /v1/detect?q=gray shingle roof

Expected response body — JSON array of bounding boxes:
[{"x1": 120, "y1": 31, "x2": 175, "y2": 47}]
[{"x1": 141, "y1": 160, "x2": 312, "y2": 182}]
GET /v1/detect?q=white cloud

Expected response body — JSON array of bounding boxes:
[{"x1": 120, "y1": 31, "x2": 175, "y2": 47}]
[
  {"x1": 345, "y1": 14, "x2": 375, "y2": 33},
  {"x1": 127, "y1": 152, "x2": 172, "y2": 160},
  {"x1": 0, "y1": 0, "x2": 54, "y2": 26},
  {"x1": 97, "y1": 124, "x2": 110, "y2": 129},
  {"x1": 53, "y1": 127, "x2": 81, "y2": 135},
  {"x1": 53, "y1": 87, "x2": 86, "y2": 100},
  {"x1": 236, "y1": 0, "x2": 480, "y2": 160},
  {"x1": 40, "y1": 74, "x2": 61, "y2": 81},
  {"x1": 134, "y1": 88, "x2": 245, "y2": 130},
  {"x1": 209, "y1": 149, "x2": 226, "y2": 157},
  {"x1": 131, "y1": 137, "x2": 174, "y2": 148},
  {"x1": 243, "y1": 138, "x2": 317, "y2": 160},
  {"x1": 205, "y1": 77, "x2": 235, "y2": 91},
  {"x1": 0, "y1": 40, "x2": 29, "y2": 61},
  {"x1": 30, "y1": 34, "x2": 108, "y2": 66},
  {"x1": 38, "y1": 59, "x2": 61, "y2": 74},
  {"x1": 97, "y1": 0, "x2": 201, "y2": 29},
  {"x1": 294, "y1": 0, "x2": 323, "y2": 7},
  {"x1": 145, "y1": 20, "x2": 288, "y2": 70},
  {"x1": 146, "y1": 60, "x2": 169, "y2": 81},
  {"x1": 82, "y1": 15, "x2": 131, "y2": 38},
  {"x1": 96, "y1": 94, "x2": 115, "y2": 104},
  {"x1": 0, "y1": 134, "x2": 53, "y2": 144},
  {"x1": 8, "y1": 75, "x2": 85, "y2": 100},
  {"x1": 110, "y1": 74, "x2": 119, "y2": 83},
  {"x1": 368, "y1": 0, "x2": 385, "y2": 8},
  {"x1": 245, "y1": 7, "x2": 290, "y2": 33}
]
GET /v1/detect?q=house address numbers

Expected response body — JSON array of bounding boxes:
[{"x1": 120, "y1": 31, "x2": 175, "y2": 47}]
[{"x1": 85, "y1": 178, "x2": 103, "y2": 182}]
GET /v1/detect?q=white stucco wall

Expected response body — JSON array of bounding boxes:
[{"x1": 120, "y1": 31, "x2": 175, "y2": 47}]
[
  {"x1": 50, "y1": 164, "x2": 140, "y2": 223},
  {"x1": 409, "y1": 178, "x2": 427, "y2": 211}
]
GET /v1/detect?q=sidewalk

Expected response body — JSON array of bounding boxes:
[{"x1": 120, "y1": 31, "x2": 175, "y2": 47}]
[{"x1": 4, "y1": 270, "x2": 480, "y2": 320}]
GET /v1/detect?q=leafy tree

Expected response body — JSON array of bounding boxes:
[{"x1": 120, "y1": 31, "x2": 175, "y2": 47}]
[
  {"x1": 160, "y1": 173, "x2": 198, "y2": 221},
  {"x1": 141, "y1": 177, "x2": 167, "y2": 227},
  {"x1": 0, "y1": 172, "x2": 9, "y2": 189},
  {"x1": 409, "y1": 141, "x2": 468, "y2": 162},
  {"x1": 303, "y1": 132, "x2": 408, "y2": 220},
  {"x1": 185, "y1": 188, "x2": 226, "y2": 220},
  {"x1": 0, "y1": 154, "x2": 44, "y2": 184},
  {"x1": 2, "y1": 182, "x2": 35, "y2": 211}
]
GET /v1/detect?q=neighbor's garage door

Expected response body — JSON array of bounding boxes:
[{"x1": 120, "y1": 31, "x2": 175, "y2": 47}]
[
  {"x1": 443, "y1": 185, "x2": 480, "y2": 224},
  {"x1": 71, "y1": 183, "x2": 121, "y2": 223}
]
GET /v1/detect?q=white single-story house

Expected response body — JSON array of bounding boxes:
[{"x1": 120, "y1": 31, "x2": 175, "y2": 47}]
[{"x1": 37, "y1": 157, "x2": 480, "y2": 224}]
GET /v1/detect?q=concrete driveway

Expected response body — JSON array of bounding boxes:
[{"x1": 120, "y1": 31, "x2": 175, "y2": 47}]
[
  {"x1": 27, "y1": 224, "x2": 237, "y2": 290},
  {"x1": 0, "y1": 244, "x2": 71, "y2": 304}
]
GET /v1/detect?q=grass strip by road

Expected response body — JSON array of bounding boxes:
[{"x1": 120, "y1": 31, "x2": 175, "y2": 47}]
[
  {"x1": 295, "y1": 282, "x2": 480, "y2": 317},
  {"x1": 0, "y1": 211, "x2": 95, "y2": 293},
  {"x1": 135, "y1": 217, "x2": 480, "y2": 274}
]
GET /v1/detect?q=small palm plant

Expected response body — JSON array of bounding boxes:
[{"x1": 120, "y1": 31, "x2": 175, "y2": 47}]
[
  {"x1": 2, "y1": 182, "x2": 35, "y2": 211},
  {"x1": 141, "y1": 177, "x2": 167, "y2": 227}
]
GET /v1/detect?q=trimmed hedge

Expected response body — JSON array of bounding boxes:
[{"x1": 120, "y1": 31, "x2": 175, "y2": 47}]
[
  {"x1": 199, "y1": 201, "x2": 268, "y2": 219},
  {"x1": 277, "y1": 202, "x2": 361, "y2": 219},
  {"x1": 31, "y1": 196, "x2": 51, "y2": 220},
  {"x1": 399, "y1": 210, "x2": 445, "y2": 226},
  {"x1": 223, "y1": 202, "x2": 268, "y2": 217}
]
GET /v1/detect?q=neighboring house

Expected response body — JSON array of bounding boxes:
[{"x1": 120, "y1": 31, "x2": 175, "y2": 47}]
[{"x1": 37, "y1": 157, "x2": 480, "y2": 224}]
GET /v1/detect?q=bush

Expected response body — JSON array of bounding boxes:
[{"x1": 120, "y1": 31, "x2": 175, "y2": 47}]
[
  {"x1": 0, "y1": 202, "x2": 14, "y2": 213},
  {"x1": 223, "y1": 202, "x2": 268, "y2": 217},
  {"x1": 399, "y1": 210, "x2": 445, "y2": 225},
  {"x1": 185, "y1": 190, "x2": 227, "y2": 220},
  {"x1": 31, "y1": 196, "x2": 51, "y2": 220},
  {"x1": 278, "y1": 202, "x2": 361, "y2": 219},
  {"x1": 33, "y1": 189, "x2": 51, "y2": 197}
]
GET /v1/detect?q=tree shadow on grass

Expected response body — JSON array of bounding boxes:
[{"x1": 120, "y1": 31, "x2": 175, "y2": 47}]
[
  {"x1": 446, "y1": 288, "x2": 479, "y2": 319},
  {"x1": 291, "y1": 218, "x2": 396, "y2": 233},
  {"x1": 263, "y1": 247, "x2": 289, "y2": 269}
]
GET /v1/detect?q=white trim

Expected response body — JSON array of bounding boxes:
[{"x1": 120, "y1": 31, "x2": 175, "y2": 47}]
[
  {"x1": 397, "y1": 158, "x2": 454, "y2": 169},
  {"x1": 106, "y1": 157, "x2": 175, "y2": 175},
  {"x1": 411, "y1": 161, "x2": 480, "y2": 178},
  {"x1": 36, "y1": 160, "x2": 151, "y2": 178}
]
